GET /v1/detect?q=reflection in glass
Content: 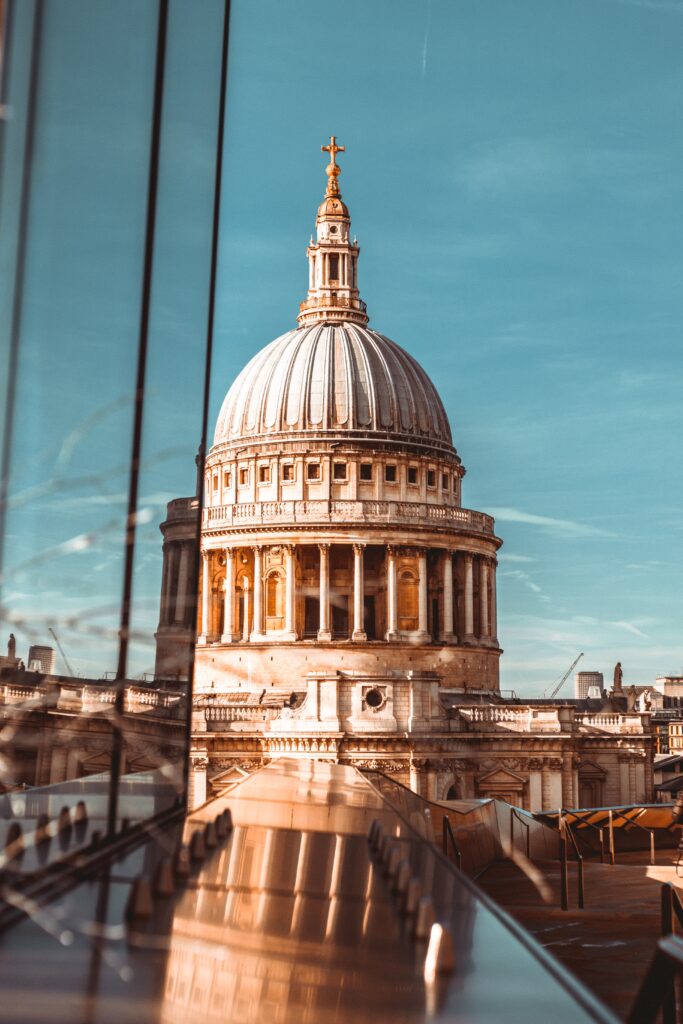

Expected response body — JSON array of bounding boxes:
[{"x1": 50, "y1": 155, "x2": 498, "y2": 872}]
[{"x1": 0, "y1": 0, "x2": 226, "y2": 840}]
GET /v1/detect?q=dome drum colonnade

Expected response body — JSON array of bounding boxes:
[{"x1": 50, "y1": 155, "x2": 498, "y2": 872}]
[{"x1": 195, "y1": 539, "x2": 498, "y2": 649}]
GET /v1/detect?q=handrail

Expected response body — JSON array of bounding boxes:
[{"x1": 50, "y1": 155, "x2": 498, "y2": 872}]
[
  {"x1": 360, "y1": 768, "x2": 491, "y2": 817},
  {"x1": 510, "y1": 806, "x2": 531, "y2": 858},
  {"x1": 442, "y1": 815, "x2": 463, "y2": 871},
  {"x1": 661, "y1": 882, "x2": 683, "y2": 937},
  {"x1": 559, "y1": 814, "x2": 585, "y2": 911},
  {"x1": 609, "y1": 807, "x2": 656, "y2": 865},
  {"x1": 558, "y1": 807, "x2": 656, "y2": 866},
  {"x1": 627, "y1": 935, "x2": 683, "y2": 1024},
  {"x1": 562, "y1": 808, "x2": 607, "y2": 864},
  {"x1": 364, "y1": 784, "x2": 619, "y2": 1022}
]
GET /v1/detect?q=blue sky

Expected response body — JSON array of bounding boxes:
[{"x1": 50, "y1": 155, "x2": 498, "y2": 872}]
[
  {"x1": 212, "y1": 0, "x2": 683, "y2": 694},
  {"x1": 2, "y1": 0, "x2": 681, "y2": 694}
]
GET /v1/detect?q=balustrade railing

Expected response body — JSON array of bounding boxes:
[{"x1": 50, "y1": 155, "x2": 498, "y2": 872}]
[
  {"x1": 0, "y1": 682, "x2": 183, "y2": 717},
  {"x1": 203, "y1": 498, "x2": 495, "y2": 534},
  {"x1": 204, "y1": 705, "x2": 276, "y2": 723},
  {"x1": 578, "y1": 713, "x2": 646, "y2": 734}
]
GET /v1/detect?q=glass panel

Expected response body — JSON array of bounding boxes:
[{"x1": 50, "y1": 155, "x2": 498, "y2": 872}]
[
  {"x1": 0, "y1": 1, "x2": 158, "y2": 831},
  {"x1": 0, "y1": 0, "x2": 226, "y2": 858}
]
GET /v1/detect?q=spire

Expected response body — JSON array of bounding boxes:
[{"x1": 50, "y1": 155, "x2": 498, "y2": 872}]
[{"x1": 298, "y1": 136, "x2": 368, "y2": 327}]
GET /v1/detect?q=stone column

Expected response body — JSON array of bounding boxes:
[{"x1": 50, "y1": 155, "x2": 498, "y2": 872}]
[
  {"x1": 644, "y1": 751, "x2": 654, "y2": 804},
  {"x1": 463, "y1": 554, "x2": 474, "y2": 642},
  {"x1": 221, "y1": 547, "x2": 235, "y2": 642},
  {"x1": 628, "y1": 758, "x2": 637, "y2": 804},
  {"x1": 352, "y1": 544, "x2": 367, "y2": 641},
  {"x1": 251, "y1": 546, "x2": 264, "y2": 640},
  {"x1": 198, "y1": 550, "x2": 210, "y2": 643},
  {"x1": 619, "y1": 755, "x2": 630, "y2": 805},
  {"x1": 242, "y1": 579, "x2": 250, "y2": 641},
  {"x1": 175, "y1": 543, "x2": 190, "y2": 626},
  {"x1": 385, "y1": 545, "x2": 398, "y2": 641},
  {"x1": 49, "y1": 747, "x2": 68, "y2": 785},
  {"x1": 165, "y1": 543, "x2": 179, "y2": 625},
  {"x1": 416, "y1": 548, "x2": 430, "y2": 642},
  {"x1": 490, "y1": 559, "x2": 498, "y2": 643},
  {"x1": 284, "y1": 544, "x2": 297, "y2": 640},
  {"x1": 541, "y1": 760, "x2": 552, "y2": 811},
  {"x1": 409, "y1": 759, "x2": 424, "y2": 796},
  {"x1": 528, "y1": 759, "x2": 543, "y2": 812},
  {"x1": 561, "y1": 754, "x2": 574, "y2": 808},
  {"x1": 479, "y1": 558, "x2": 489, "y2": 640},
  {"x1": 426, "y1": 766, "x2": 438, "y2": 803},
  {"x1": 442, "y1": 550, "x2": 454, "y2": 642},
  {"x1": 318, "y1": 543, "x2": 331, "y2": 641},
  {"x1": 160, "y1": 545, "x2": 171, "y2": 625},
  {"x1": 189, "y1": 755, "x2": 208, "y2": 811}
]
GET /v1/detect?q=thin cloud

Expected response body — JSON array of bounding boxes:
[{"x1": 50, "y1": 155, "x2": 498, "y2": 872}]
[
  {"x1": 598, "y1": 0, "x2": 683, "y2": 9},
  {"x1": 612, "y1": 620, "x2": 649, "y2": 639},
  {"x1": 500, "y1": 569, "x2": 551, "y2": 605},
  {"x1": 499, "y1": 553, "x2": 537, "y2": 564},
  {"x1": 486, "y1": 507, "x2": 615, "y2": 538},
  {"x1": 421, "y1": 0, "x2": 432, "y2": 78}
]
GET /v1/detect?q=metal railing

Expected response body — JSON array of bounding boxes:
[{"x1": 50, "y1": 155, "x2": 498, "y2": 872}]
[
  {"x1": 661, "y1": 882, "x2": 683, "y2": 938},
  {"x1": 545, "y1": 805, "x2": 663, "y2": 866},
  {"x1": 562, "y1": 809, "x2": 608, "y2": 864},
  {"x1": 442, "y1": 814, "x2": 463, "y2": 871},
  {"x1": 559, "y1": 814, "x2": 585, "y2": 911},
  {"x1": 609, "y1": 807, "x2": 656, "y2": 865},
  {"x1": 510, "y1": 806, "x2": 531, "y2": 858},
  {"x1": 627, "y1": 934, "x2": 683, "y2": 1024}
]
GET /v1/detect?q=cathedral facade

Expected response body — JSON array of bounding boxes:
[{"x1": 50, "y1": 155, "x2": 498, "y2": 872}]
[{"x1": 155, "y1": 140, "x2": 652, "y2": 811}]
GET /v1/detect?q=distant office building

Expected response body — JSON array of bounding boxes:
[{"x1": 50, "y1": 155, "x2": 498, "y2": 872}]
[
  {"x1": 27, "y1": 645, "x2": 55, "y2": 674},
  {"x1": 654, "y1": 676, "x2": 683, "y2": 697},
  {"x1": 575, "y1": 671, "x2": 603, "y2": 699}
]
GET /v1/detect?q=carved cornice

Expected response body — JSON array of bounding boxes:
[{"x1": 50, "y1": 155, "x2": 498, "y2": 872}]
[{"x1": 348, "y1": 758, "x2": 406, "y2": 773}]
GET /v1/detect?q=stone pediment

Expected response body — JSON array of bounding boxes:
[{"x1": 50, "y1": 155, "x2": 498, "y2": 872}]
[
  {"x1": 578, "y1": 759, "x2": 607, "y2": 779},
  {"x1": 477, "y1": 766, "x2": 526, "y2": 788}
]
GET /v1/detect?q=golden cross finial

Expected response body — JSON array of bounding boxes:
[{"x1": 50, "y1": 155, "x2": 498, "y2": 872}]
[
  {"x1": 321, "y1": 134, "x2": 345, "y2": 195},
  {"x1": 322, "y1": 134, "x2": 345, "y2": 166}
]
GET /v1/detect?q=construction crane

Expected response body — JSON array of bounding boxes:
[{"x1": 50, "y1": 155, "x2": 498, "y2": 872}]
[
  {"x1": 543, "y1": 652, "x2": 584, "y2": 699},
  {"x1": 49, "y1": 627, "x2": 75, "y2": 677}
]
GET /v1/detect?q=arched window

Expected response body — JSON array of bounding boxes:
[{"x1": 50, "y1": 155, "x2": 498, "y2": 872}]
[
  {"x1": 398, "y1": 569, "x2": 418, "y2": 631},
  {"x1": 265, "y1": 571, "x2": 285, "y2": 630}
]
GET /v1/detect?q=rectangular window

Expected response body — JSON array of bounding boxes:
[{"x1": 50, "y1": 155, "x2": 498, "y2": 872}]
[
  {"x1": 258, "y1": 465, "x2": 270, "y2": 484},
  {"x1": 282, "y1": 463, "x2": 294, "y2": 481},
  {"x1": 212, "y1": 474, "x2": 218, "y2": 491},
  {"x1": 239, "y1": 467, "x2": 248, "y2": 485},
  {"x1": 360, "y1": 463, "x2": 373, "y2": 481},
  {"x1": 329, "y1": 253, "x2": 339, "y2": 280},
  {"x1": 385, "y1": 464, "x2": 397, "y2": 482},
  {"x1": 442, "y1": 473, "x2": 449, "y2": 490},
  {"x1": 307, "y1": 462, "x2": 320, "y2": 480},
  {"x1": 427, "y1": 469, "x2": 436, "y2": 488},
  {"x1": 333, "y1": 461, "x2": 347, "y2": 480},
  {"x1": 223, "y1": 470, "x2": 231, "y2": 487},
  {"x1": 407, "y1": 466, "x2": 418, "y2": 485}
]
